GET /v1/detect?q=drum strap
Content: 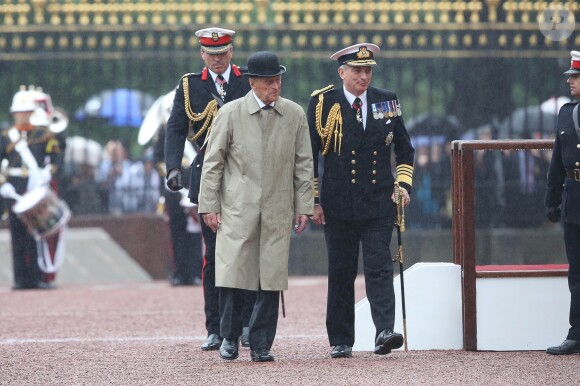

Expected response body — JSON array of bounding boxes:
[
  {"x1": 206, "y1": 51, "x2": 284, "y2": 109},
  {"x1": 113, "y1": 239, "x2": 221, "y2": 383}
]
[{"x1": 36, "y1": 227, "x2": 67, "y2": 274}]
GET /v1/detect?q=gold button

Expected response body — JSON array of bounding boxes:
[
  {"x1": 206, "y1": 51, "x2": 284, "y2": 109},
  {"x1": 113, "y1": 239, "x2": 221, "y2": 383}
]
[
  {"x1": 373, "y1": 151, "x2": 378, "y2": 155},
  {"x1": 577, "y1": 144, "x2": 580, "y2": 149},
  {"x1": 351, "y1": 170, "x2": 356, "y2": 175},
  {"x1": 372, "y1": 170, "x2": 377, "y2": 175},
  {"x1": 351, "y1": 160, "x2": 356, "y2": 165},
  {"x1": 373, "y1": 161, "x2": 377, "y2": 165},
  {"x1": 576, "y1": 162, "x2": 580, "y2": 167},
  {"x1": 351, "y1": 150, "x2": 356, "y2": 155},
  {"x1": 351, "y1": 179, "x2": 356, "y2": 184},
  {"x1": 372, "y1": 179, "x2": 376, "y2": 184}
]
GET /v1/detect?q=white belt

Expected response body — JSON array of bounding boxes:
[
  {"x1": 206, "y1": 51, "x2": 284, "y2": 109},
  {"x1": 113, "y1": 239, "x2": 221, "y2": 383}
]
[{"x1": 6, "y1": 167, "x2": 29, "y2": 177}]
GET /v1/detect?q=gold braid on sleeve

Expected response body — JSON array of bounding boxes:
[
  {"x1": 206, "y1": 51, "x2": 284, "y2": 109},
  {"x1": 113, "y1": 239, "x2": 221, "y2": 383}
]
[
  {"x1": 314, "y1": 92, "x2": 343, "y2": 156},
  {"x1": 182, "y1": 77, "x2": 219, "y2": 143}
]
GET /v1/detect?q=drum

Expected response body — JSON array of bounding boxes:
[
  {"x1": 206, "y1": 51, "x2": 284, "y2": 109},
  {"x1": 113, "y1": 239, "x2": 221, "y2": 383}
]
[{"x1": 12, "y1": 186, "x2": 71, "y2": 239}]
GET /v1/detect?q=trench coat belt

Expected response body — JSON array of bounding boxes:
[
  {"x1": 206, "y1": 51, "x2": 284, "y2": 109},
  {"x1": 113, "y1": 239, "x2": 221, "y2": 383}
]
[{"x1": 566, "y1": 168, "x2": 580, "y2": 182}]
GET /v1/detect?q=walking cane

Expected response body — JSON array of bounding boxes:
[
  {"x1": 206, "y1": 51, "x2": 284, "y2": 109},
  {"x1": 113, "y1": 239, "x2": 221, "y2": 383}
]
[
  {"x1": 281, "y1": 291, "x2": 286, "y2": 318},
  {"x1": 394, "y1": 182, "x2": 408, "y2": 352}
]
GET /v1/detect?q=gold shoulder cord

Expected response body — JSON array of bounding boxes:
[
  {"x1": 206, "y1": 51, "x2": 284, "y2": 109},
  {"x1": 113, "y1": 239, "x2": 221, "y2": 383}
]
[
  {"x1": 182, "y1": 76, "x2": 219, "y2": 143},
  {"x1": 312, "y1": 85, "x2": 343, "y2": 156}
]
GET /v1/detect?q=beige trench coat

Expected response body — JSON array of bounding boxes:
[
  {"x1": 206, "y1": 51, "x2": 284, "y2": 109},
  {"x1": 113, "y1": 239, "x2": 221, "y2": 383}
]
[{"x1": 198, "y1": 91, "x2": 314, "y2": 291}]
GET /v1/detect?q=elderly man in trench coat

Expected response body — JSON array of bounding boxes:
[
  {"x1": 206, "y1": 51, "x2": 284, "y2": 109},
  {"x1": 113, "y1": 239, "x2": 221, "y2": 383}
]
[{"x1": 199, "y1": 51, "x2": 314, "y2": 362}]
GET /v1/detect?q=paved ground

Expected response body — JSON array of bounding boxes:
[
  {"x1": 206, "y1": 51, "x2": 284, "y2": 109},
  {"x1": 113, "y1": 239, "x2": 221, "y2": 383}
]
[{"x1": 1, "y1": 276, "x2": 578, "y2": 386}]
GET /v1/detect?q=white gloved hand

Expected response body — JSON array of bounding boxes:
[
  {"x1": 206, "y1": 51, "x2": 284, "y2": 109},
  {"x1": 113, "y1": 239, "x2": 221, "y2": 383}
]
[
  {"x1": 179, "y1": 189, "x2": 195, "y2": 208},
  {"x1": 0, "y1": 183, "x2": 21, "y2": 200}
]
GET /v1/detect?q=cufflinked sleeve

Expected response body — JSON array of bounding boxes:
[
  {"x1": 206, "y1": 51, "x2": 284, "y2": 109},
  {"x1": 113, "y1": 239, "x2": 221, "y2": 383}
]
[{"x1": 396, "y1": 164, "x2": 414, "y2": 192}]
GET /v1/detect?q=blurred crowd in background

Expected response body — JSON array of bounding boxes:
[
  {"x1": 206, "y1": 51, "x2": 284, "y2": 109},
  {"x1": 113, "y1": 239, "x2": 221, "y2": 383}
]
[{"x1": 59, "y1": 137, "x2": 160, "y2": 216}]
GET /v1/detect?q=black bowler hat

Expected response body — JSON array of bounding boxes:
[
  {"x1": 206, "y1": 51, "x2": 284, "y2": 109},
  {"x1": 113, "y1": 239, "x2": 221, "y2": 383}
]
[{"x1": 245, "y1": 51, "x2": 287, "y2": 77}]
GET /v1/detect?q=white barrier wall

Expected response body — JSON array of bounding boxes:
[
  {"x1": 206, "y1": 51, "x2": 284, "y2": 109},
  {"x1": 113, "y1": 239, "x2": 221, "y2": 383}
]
[
  {"x1": 476, "y1": 277, "x2": 569, "y2": 350},
  {"x1": 353, "y1": 262, "x2": 464, "y2": 351},
  {"x1": 353, "y1": 262, "x2": 570, "y2": 351}
]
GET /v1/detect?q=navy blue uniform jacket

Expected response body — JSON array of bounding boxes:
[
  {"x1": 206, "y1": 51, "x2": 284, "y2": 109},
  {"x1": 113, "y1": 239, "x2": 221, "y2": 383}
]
[
  {"x1": 307, "y1": 86, "x2": 415, "y2": 221},
  {"x1": 545, "y1": 101, "x2": 580, "y2": 224}
]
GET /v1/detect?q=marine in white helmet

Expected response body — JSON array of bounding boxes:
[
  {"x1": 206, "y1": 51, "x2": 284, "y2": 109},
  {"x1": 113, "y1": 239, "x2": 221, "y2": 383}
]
[{"x1": 1, "y1": 85, "x2": 68, "y2": 290}]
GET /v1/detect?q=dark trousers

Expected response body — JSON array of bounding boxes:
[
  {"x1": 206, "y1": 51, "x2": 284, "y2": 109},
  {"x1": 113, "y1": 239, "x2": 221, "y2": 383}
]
[
  {"x1": 200, "y1": 221, "x2": 257, "y2": 336},
  {"x1": 564, "y1": 222, "x2": 580, "y2": 340},
  {"x1": 9, "y1": 211, "x2": 41, "y2": 288},
  {"x1": 201, "y1": 219, "x2": 220, "y2": 336},
  {"x1": 220, "y1": 287, "x2": 279, "y2": 350},
  {"x1": 166, "y1": 191, "x2": 202, "y2": 282},
  {"x1": 324, "y1": 210, "x2": 396, "y2": 347}
]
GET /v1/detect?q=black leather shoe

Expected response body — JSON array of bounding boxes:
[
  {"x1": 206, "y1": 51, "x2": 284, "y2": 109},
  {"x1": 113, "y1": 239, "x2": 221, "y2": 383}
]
[
  {"x1": 374, "y1": 329, "x2": 404, "y2": 355},
  {"x1": 13, "y1": 282, "x2": 56, "y2": 290},
  {"x1": 171, "y1": 277, "x2": 201, "y2": 286},
  {"x1": 251, "y1": 348, "x2": 274, "y2": 362},
  {"x1": 201, "y1": 334, "x2": 223, "y2": 351},
  {"x1": 546, "y1": 340, "x2": 580, "y2": 355},
  {"x1": 12, "y1": 282, "x2": 32, "y2": 290},
  {"x1": 219, "y1": 338, "x2": 239, "y2": 360},
  {"x1": 241, "y1": 327, "x2": 250, "y2": 348},
  {"x1": 37, "y1": 281, "x2": 56, "y2": 290},
  {"x1": 330, "y1": 344, "x2": 352, "y2": 358}
]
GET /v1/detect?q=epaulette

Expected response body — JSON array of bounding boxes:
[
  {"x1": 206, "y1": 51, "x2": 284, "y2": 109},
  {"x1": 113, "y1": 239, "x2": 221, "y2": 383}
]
[
  {"x1": 562, "y1": 101, "x2": 579, "y2": 108},
  {"x1": 311, "y1": 84, "x2": 334, "y2": 97},
  {"x1": 181, "y1": 72, "x2": 199, "y2": 79}
]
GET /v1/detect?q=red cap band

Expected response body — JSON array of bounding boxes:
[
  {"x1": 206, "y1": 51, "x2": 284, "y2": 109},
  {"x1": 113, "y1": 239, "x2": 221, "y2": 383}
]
[
  {"x1": 199, "y1": 35, "x2": 232, "y2": 47},
  {"x1": 572, "y1": 59, "x2": 580, "y2": 69}
]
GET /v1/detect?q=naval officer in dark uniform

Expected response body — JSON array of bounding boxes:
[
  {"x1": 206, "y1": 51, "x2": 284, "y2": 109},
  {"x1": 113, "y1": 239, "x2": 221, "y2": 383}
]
[
  {"x1": 545, "y1": 50, "x2": 580, "y2": 355},
  {"x1": 164, "y1": 27, "x2": 254, "y2": 351},
  {"x1": 307, "y1": 43, "x2": 415, "y2": 358}
]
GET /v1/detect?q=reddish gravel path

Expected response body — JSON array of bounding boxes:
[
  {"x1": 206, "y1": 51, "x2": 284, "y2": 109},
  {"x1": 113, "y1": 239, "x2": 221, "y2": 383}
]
[{"x1": 0, "y1": 276, "x2": 578, "y2": 385}]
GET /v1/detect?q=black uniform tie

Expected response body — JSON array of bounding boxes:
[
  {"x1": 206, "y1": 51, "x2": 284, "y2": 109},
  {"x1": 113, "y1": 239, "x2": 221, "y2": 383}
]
[{"x1": 262, "y1": 105, "x2": 273, "y2": 110}]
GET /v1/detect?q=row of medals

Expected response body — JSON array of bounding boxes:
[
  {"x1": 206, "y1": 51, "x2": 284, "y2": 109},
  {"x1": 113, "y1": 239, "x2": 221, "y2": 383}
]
[{"x1": 372, "y1": 100, "x2": 402, "y2": 120}]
